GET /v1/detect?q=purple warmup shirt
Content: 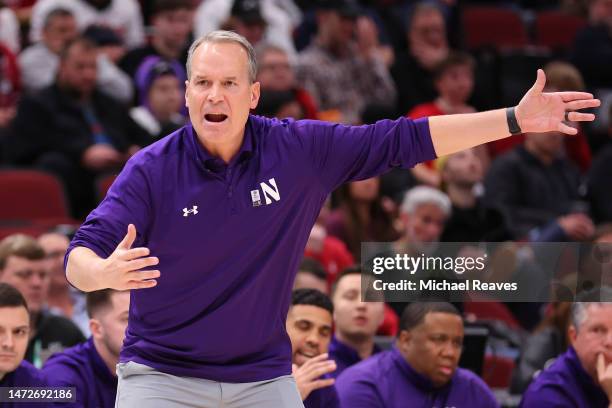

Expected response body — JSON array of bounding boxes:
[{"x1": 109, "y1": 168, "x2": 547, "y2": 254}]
[
  {"x1": 328, "y1": 335, "x2": 382, "y2": 378},
  {"x1": 43, "y1": 337, "x2": 117, "y2": 408},
  {"x1": 0, "y1": 360, "x2": 47, "y2": 408},
  {"x1": 520, "y1": 347, "x2": 609, "y2": 407},
  {"x1": 336, "y1": 347, "x2": 499, "y2": 408},
  {"x1": 66, "y1": 115, "x2": 435, "y2": 382}
]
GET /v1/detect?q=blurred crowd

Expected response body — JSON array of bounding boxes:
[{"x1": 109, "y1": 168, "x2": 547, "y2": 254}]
[{"x1": 0, "y1": 0, "x2": 611, "y2": 407}]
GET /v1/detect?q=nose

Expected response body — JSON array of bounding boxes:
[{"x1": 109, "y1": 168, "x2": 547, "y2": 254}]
[
  {"x1": 0, "y1": 333, "x2": 14, "y2": 350},
  {"x1": 305, "y1": 330, "x2": 320, "y2": 348},
  {"x1": 207, "y1": 83, "x2": 223, "y2": 104}
]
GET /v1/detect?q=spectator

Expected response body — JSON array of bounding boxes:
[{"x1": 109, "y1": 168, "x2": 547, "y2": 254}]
[
  {"x1": 19, "y1": 8, "x2": 78, "y2": 93},
  {"x1": 511, "y1": 301, "x2": 572, "y2": 394},
  {"x1": 0, "y1": 3, "x2": 19, "y2": 53},
  {"x1": 440, "y1": 148, "x2": 513, "y2": 242},
  {"x1": 571, "y1": 0, "x2": 612, "y2": 89},
  {"x1": 194, "y1": 0, "x2": 300, "y2": 56},
  {"x1": 9, "y1": 37, "x2": 149, "y2": 218},
  {"x1": 119, "y1": 0, "x2": 192, "y2": 80},
  {"x1": 0, "y1": 235, "x2": 85, "y2": 368},
  {"x1": 408, "y1": 52, "x2": 488, "y2": 188},
  {"x1": 326, "y1": 177, "x2": 398, "y2": 260},
  {"x1": 484, "y1": 128, "x2": 594, "y2": 242},
  {"x1": 520, "y1": 288, "x2": 612, "y2": 407},
  {"x1": 131, "y1": 57, "x2": 186, "y2": 141},
  {"x1": 293, "y1": 258, "x2": 329, "y2": 295},
  {"x1": 0, "y1": 41, "x2": 19, "y2": 159},
  {"x1": 255, "y1": 89, "x2": 305, "y2": 119},
  {"x1": 588, "y1": 104, "x2": 612, "y2": 224},
  {"x1": 38, "y1": 232, "x2": 89, "y2": 337},
  {"x1": 336, "y1": 302, "x2": 499, "y2": 407},
  {"x1": 256, "y1": 42, "x2": 318, "y2": 119},
  {"x1": 329, "y1": 267, "x2": 385, "y2": 378},
  {"x1": 296, "y1": 0, "x2": 396, "y2": 124},
  {"x1": 391, "y1": 2, "x2": 449, "y2": 115},
  {"x1": 43, "y1": 289, "x2": 130, "y2": 408},
  {"x1": 0, "y1": 283, "x2": 47, "y2": 407},
  {"x1": 287, "y1": 288, "x2": 339, "y2": 407},
  {"x1": 30, "y1": 0, "x2": 145, "y2": 49}
]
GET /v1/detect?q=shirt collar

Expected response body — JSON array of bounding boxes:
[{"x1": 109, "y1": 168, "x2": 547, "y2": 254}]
[
  {"x1": 187, "y1": 116, "x2": 255, "y2": 172},
  {"x1": 329, "y1": 336, "x2": 381, "y2": 367}
]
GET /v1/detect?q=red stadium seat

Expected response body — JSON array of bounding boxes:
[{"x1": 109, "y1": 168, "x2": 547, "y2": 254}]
[
  {"x1": 0, "y1": 169, "x2": 72, "y2": 223},
  {"x1": 462, "y1": 7, "x2": 528, "y2": 51},
  {"x1": 535, "y1": 11, "x2": 586, "y2": 51},
  {"x1": 483, "y1": 354, "x2": 515, "y2": 388}
]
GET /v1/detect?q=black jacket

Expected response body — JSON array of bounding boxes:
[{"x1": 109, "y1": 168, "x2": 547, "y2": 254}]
[
  {"x1": 484, "y1": 146, "x2": 585, "y2": 238},
  {"x1": 7, "y1": 83, "x2": 149, "y2": 165}
]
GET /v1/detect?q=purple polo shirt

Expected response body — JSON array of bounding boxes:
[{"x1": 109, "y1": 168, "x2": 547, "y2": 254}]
[
  {"x1": 43, "y1": 337, "x2": 117, "y2": 408},
  {"x1": 304, "y1": 377, "x2": 339, "y2": 408},
  {"x1": 520, "y1": 347, "x2": 609, "y2": 407},
  {"x1": 0, "y1": 360, "x2": 47, "y2": 408},
  {"x1": 66, "y1": 114, "x2": 435, "y2": 382},
  {"x1": 336, "y1": 347, "x2": 499, "y2": 408},
  {"x1": 328, "y1": 335, "x2": 382, "y2": 378}
]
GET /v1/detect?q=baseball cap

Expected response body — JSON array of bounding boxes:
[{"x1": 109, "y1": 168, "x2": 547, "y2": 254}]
[{"x1": 231, "y1": 0, "x2": 266, "y2": 25}]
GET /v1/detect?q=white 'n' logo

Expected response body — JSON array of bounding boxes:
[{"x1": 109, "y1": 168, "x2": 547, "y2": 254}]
[{"x1": 259, "y1": 178, "x2": 280, "y2": 205}]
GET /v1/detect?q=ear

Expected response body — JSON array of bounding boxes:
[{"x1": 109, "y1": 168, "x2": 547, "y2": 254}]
[
  {"x1": 568, "y1": 324, "x2": 577, "y2": 347},
  {"x1": 250, "y1": 81, "x2": 260, "y2": 110},
  {"x1": 184, "y1": 80, "x2": 190, "y2": 108},
  {"x1": 398, "y1": 330, "x2": 411, "y2": 351},
  {"x1": 89, "y1": 318, "x2": 103, "y2": 340}
]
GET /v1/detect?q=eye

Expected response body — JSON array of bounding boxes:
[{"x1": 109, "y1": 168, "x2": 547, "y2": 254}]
[{"x1": 224, "y1": 81, "x2": 236, "y2": 87}]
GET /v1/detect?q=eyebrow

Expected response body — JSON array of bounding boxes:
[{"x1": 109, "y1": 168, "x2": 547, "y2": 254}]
[{"x1": 192, "y1": 75, "x2": 239, "y2": 81}]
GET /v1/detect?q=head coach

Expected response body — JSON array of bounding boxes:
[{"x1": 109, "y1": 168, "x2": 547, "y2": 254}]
[{"x1": 64, "y1": 30, "x2": 600, "y2": 407}]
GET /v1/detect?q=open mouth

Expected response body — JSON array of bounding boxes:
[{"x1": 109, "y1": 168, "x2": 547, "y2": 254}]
[
  {"x1": 297, "y1": 350, "x2": 316, "y2": 359},
  {"x1": 204, "y1": 113, "x2": 228, "y2": 123}
]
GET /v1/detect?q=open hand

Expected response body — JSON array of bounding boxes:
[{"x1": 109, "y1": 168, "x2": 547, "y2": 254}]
[
  {"x1": 292, "y1": 353, "x2": 336, "y2": 400},
  {"x1": 515, "y1": 69, "x2": 600, "y2": 135}
]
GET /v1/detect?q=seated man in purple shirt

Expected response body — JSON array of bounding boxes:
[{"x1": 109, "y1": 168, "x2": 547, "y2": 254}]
[
  {"x1": 287, "y1": 288, "x2": 339, "y2": 408},
  {"x1": 64, "y1": 29, "x2": 599, "y2": 407},
  {"x1": 336, "y1": 302, "x2": 499, "y2": 407},
  {"x1": 43, "y1": 289, "x2": 130, "y2": 408},
  {"x1": 0, "y1": 283, "x2": 47, "y2": 408},
  {"x1": 520, "y1": 288, "x2": 612, "y2": 407},
  {"x1": 329, "y1": 267, "x2": 384, "y2": 378}
]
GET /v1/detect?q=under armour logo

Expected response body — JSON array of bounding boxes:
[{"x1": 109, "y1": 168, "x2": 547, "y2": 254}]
[{"x1": 183, "y1": 206, "x2": 198, "y2": 217}]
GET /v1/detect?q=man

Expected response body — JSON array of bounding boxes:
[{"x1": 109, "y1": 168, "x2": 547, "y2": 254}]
[
  {"x1": 65, "y1": 30, "x2": 599, "y2": 407},
  {"x1": 9, "y1": 37, "x2": 149, "y2": 218},
  {"x1": 43, "y1": 289, "x2": 130, "y2": 408},
  {"x1": 119, "y1": 0, "x2": 192, "y2": 81},
  {"x1": 521, "y1": 289, "x2": 612, "y2": 407},
  {"x1": 0, "y1": 235, "x2": 85, "y2": 368},
  {"x1": 0, "y1": 283, "x2": 47, "y2": 408},
  {"x1": 296, "y1": 0, "x2": 396, "y2": 124},
  {"x1": 336, "y1": 302, "x2": 499, "y2": 407},
  {"x1": 484, "y1": 128, "x2": 595, "y2": 242},
  {"x1": 294, "y1": 258, "x2": 329, "y2": 295},
  {"x1": 38, "y1": 232, "x2": 89, "y2": 337},
  {"x1": 329, "y1": 267, "x2": 385, "y2": 378},
  {"x1": 287, "y1": 288, "x2": 339, "y2": 407},
  {"x1": 440, "y1": 148, "x2": 513, "y2": 242}
]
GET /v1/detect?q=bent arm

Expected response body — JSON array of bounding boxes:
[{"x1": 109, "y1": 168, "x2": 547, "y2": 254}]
[{"x1": 65, "y1": 247, "x2": 106, "y2": 292}]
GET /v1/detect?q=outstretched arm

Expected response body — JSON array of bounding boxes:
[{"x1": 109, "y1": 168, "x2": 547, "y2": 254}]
[{"x1": 429, "y1": 69, "x2": 600, "y2": 157}]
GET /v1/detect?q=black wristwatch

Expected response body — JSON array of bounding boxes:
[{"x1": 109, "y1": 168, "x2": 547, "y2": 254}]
[{"x1": 506, "y1": 107, "x2": 522, "y2": 135}]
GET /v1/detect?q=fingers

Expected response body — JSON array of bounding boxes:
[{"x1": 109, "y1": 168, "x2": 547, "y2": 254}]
[
  {"x1": 529, "y1": 69, "x2": 546, "y2": 95},
  {"x1": 565, "y1": 99, "x2": 601, "y2": 111},
  {"x1": 309, "y1": 378, "x2": 335, "y2": 391},
  {"x1": 299, "y1": 360, "x2": 337, "y2": 380},
  {"x1": 118, "y1": 224, "x2": 137, "y2": 250},
  {"x1": 598, "y1": 353, "x2": 606, "y2": 380},
  {"x1": 555, "y1": 92, "x2": 595, "y2": 102},
  {"x1": 557, "y1": 122, "x2": 578, "y2": 135},
  {"x1": 126, "y1": 256, "x2": 159, "y2": 272},
  {"x1": 302, "y1": 353, "x2": 331, "y2": 366},
  {"x1": 125, "y1": 270, "x2": 161, "y2": 281},
  {"x1": 566, "y1": 112, "x2": 596, "y2": 122},
  {"x1": 120, "y1": 247, "x2": 150, "y2": 261},
  {"x1": 124, "y1": 279, "x2": 158, "y2": 290}
]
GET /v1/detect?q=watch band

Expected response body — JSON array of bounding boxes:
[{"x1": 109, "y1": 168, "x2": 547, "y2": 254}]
[{"x1": 506, "y1": 107, "x2": 522, "y2": 135}]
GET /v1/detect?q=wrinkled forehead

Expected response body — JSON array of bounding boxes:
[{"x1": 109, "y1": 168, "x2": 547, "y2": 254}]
[{"x1": 190, "y1": 42, "x2": 250, "y2": 80}]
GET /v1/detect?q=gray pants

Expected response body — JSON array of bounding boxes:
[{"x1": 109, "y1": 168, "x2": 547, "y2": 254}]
[{"x1": 115, "y1": 361, "x2": 305, "y2": 408}]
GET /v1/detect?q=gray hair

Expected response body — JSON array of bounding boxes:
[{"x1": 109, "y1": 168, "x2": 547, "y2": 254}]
[
  {"x1": 570, "y1": 287, "x2": 612, "y2": 332},
  {"x1": 186, "y1": 30, "x2": 257, "y2": 83},
  {"x1": 400, "y1": 186, "x2": 451, "y2": 217}
]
